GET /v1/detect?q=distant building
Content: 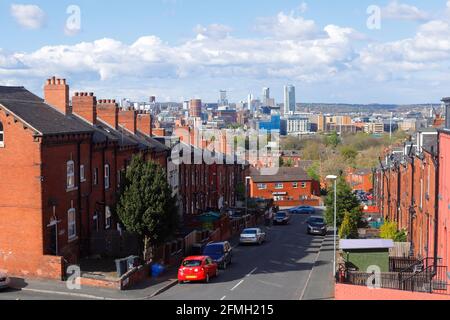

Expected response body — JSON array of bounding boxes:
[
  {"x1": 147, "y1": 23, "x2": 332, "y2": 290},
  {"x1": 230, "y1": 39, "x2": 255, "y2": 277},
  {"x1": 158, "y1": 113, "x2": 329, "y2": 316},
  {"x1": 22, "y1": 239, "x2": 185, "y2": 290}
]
[
  {"x1": 189, "y1": 99, "x2": 202, "y2": 118},
  {"x1": 283, "y1": 116, "x2": 311, "y2": 136},
  {"x1": 258, "y1": 115, "x2": 282, "y2": 134},
  {"x1": 283, "y1": 85, "x2": 296, "y2": 115},
  {"x1": 219, "y1": 90, "x2": 228, "y2": 106},
  {"x1": 262, "y1": 87, "x2": 270, "y2": 106},
  {"x1": 364, "y1": 122, "x2": 384, "y2": 134}
]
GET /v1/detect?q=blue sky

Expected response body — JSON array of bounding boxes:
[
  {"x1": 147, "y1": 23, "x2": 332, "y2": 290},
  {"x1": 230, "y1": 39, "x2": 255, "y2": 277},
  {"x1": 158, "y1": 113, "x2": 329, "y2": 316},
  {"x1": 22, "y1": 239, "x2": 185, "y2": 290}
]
[{"x1": 1, "y1": 0, "x2": 450, "y2": 104}]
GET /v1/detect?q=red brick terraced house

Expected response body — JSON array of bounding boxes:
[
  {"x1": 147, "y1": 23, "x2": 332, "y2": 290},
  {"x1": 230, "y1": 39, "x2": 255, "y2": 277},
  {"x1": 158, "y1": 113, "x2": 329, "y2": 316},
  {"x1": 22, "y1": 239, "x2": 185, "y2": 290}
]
[
  {"x1": 249, "y1": 167, "x2": 321, "y2": 207},
  {"x1": 0, "y1": 77, "x2": 170, "y2": 280},
  {"x1": 176, "y1": 142, "x2": 248, "y2": 218},
  {"x1": 375, "y1": 129, "x2": 439, "y2": 260},
  {"x1": 438, "y1": 98, "x2": 450, "y2": 281},
  {"x1": 346, "y1": 168, "x2": 374, "y2": 193}
]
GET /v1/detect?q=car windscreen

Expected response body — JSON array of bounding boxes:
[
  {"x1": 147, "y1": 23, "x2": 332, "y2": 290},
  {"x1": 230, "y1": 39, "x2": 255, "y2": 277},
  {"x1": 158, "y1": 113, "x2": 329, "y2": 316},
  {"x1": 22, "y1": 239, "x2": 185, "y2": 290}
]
[
  {"x1": 308, "y1": 218, "x2": 324, "y2": 224},
  {"x1": 182, "y1": 260, "x2": 203, "y2": 267},
  {"x1": 242, "y1": 230, "x2": 257, "y2": 235},
  {"x1": 203, "y1": 245, "x2": 224, "y2": 255}
]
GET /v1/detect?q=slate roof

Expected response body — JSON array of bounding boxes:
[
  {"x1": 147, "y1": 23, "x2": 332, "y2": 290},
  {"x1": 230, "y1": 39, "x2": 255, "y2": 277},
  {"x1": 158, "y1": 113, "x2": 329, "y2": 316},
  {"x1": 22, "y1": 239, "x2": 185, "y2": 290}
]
[
  {"x1": 0, "y1": 86, "x2": 93, "y2": 136},
  {"x1": 250, "y1": 167, "x2": 311, "y2": 183}
]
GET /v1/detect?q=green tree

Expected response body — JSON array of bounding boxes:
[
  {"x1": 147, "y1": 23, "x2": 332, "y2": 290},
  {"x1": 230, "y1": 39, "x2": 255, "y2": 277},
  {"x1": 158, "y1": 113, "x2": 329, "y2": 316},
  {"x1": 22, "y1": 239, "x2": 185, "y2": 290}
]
[
  {"x1": 281, "y1": 136, "x2": 305, "y2": 150},
  {"x1": 325, "y1": 131, "x2": 341, "y2": 148},
  {"x1": 339, "y1": 211, "x2": 359, "y2": 239},
  {"x1": 380, "y1": 221, "x2": 407, "y2": 242},
  {"x1": 325, "y1": 176, "x2": 362, "y2": 228},
  {"x1": 306, "y1": 162, "x2": 321, "y2": 181},
  {"x1": 340, "y1": 145, "x2": 358, "y2": 162},
  {"x1": 116, "y1": 155, "x2": 179, "y2": 260}
]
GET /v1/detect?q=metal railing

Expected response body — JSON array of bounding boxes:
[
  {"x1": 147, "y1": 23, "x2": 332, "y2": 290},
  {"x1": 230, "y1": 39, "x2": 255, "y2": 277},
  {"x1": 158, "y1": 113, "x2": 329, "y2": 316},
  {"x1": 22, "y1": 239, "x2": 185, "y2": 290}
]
[{"x1": 340, "y1": 260, "x2": 449, "y2": 295}]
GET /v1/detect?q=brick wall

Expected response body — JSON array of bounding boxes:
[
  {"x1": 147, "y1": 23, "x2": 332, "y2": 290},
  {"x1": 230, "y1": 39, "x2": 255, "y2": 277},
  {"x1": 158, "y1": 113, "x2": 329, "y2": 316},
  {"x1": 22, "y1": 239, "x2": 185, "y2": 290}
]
[
  {"x1": 335, "y1": 284, "x2": 450, "y2": 300},
  {"x1": 250, "y1": 180, "x2": 319, "y2": 201},
  {"x1": 438, "y1": 131, "x2": 450, "y2": 272}
]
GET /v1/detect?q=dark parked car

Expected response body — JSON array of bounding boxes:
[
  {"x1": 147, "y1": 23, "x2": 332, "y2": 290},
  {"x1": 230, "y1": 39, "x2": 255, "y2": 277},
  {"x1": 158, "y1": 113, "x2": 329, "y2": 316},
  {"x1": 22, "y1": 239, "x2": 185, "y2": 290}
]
[
  {"x1": 307, "y1": 216, "x2": 328, "y2": 236},
  {"x1": 273, "y1": 211, "x2": 291, "y2": 225},
  {"x1": 289, "y1": 206, "x2": 315, "y2": 215},
  {"x1": 202, "y1": 241, "x2": 233, "y2": 269}
]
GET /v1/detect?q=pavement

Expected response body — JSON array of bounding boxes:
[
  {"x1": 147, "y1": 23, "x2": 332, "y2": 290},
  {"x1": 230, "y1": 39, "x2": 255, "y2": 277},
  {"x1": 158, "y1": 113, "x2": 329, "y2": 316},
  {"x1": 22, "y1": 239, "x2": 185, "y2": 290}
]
[
  {"x1": 153, "y1": 214, "x2": 335, "y2": 301},
  {"x1": 0, "y1": 211, "x2": 335, "y2": 301},
  {"x1": 0, "y1": 268, "x2": 179, "y2": 300}
]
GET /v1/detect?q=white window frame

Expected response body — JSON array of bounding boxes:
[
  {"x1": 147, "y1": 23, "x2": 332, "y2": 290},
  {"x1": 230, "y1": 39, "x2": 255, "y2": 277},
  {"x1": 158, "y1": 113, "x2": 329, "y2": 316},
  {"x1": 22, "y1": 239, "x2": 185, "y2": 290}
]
[
  {"x1": 67, "y1": 161, "x2": 75, "y2": 189},
  {"x1": 105, "y1": 206, "x2": 112, "y2": 230},
  {"x1": 293, "y1": 182, "x2": 299, "y2": 189},
  {"x1": 275, "y1": 183, "x2": 284, "y2": 190},
  {"x1": 257, "y1": 183, "x2": 267, "y2": 190},
  {"x1": 0, "y1": 121, "x2": 4, "y2": 148},
  {"x1": 301, "y1": 182, "x2": 307, "y2": 188},
  {"x1": 68, "y1": 208, "x2": 77, "y2": 241},
  {"x1": 80, "y1": 165, "x2": 86, "y2": 182},
  {"x1": 104, "y1": 164, "x2": 110, "y2": 189}
]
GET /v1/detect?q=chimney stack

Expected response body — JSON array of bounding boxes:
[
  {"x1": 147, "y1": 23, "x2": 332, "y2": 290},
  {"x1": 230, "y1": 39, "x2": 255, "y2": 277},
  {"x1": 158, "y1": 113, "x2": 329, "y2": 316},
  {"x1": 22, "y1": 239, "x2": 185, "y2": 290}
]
[
  {"x1": 72, "y1": 92, "x2": 97, "y2": 125},
  {"x1": 44, "y1": 76, "x2": 71, "y2": 114},
  {"x1": 137, "y1": 113, "x2": 153, "y2": 137},
  {"x1": 97, "y1": 99, "x2": 119, "y2": 129},
  {"x1": 119, "y1": 109, "x2": 137, "y2": 134}
]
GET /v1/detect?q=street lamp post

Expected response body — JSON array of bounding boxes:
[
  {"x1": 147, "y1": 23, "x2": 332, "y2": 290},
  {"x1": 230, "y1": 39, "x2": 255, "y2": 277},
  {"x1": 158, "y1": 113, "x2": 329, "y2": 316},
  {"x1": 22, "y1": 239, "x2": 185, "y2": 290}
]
[{"x1": 326, "y1": 175, "x2": 338, "y2": 278}]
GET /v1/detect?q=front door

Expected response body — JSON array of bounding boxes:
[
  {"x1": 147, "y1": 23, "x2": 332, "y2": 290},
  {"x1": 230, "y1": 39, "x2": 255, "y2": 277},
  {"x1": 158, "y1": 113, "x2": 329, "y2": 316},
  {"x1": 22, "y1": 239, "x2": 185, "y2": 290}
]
[{"x1": 49, "y1": 224, "x2": 57, "y2": 255}]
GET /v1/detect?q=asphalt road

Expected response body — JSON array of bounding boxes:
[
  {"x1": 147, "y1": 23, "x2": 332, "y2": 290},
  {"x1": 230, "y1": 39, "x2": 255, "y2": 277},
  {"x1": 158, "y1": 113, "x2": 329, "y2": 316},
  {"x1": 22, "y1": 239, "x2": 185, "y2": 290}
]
[
  {"x1": 153, "y1": 214, "x2": 330, "y2": 301},
  {"x1": 0, "y1": 211, "x2": 334, "y2": 301}
]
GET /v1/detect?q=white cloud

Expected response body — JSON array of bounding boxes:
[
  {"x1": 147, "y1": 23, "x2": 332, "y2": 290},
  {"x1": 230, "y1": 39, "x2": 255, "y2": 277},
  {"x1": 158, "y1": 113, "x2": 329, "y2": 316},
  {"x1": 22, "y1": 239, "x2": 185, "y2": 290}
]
[
  {"x1": 3, "y1": 3, "x2": 450, "y2": 103},
  {"x1": 382, "y1": 1, "x2": 429, "y2": 21},
  {"x1": 255, "y1": 11, "x2": 322, "y2": 40},
  {"x1": 194, "y1": 24, "x2": 232, "y2": 40},
  {"x1": 10, "y1": 4, "x2": 46, "y2": 29}
]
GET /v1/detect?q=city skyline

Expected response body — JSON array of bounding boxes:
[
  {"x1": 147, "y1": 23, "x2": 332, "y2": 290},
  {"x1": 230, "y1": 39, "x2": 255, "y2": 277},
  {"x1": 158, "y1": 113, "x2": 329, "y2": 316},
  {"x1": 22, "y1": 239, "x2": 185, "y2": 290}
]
[{"x1": 2, "y1": 1, "x2": 450, "y2": 104}]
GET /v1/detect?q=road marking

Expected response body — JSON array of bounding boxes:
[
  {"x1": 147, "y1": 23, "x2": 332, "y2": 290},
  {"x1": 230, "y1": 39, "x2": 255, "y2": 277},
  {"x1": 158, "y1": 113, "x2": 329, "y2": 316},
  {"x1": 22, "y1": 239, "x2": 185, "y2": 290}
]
[
  {"x1": 230, "y1": 280, "x2": 244, "y2": 291},
  {"x1": 220, "y1": 296, "x2": 227, "y2": 301},
  {"x1": 18, "y1": 288, "x2": 115, "y2": 300},
  {"x1": 247, "y1": 267, "x2": 258, "y2": 277}
]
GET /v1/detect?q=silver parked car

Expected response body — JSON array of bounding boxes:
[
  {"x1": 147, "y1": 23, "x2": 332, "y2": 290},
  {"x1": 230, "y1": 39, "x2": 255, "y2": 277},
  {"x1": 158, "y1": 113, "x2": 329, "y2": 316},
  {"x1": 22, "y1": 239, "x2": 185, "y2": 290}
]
[
  {"x1": 0, "y1": 272, "x2": 11, "y2": 290},
  {"x1": 240, "y1": 228, "x2": 266, "y2": 245}
]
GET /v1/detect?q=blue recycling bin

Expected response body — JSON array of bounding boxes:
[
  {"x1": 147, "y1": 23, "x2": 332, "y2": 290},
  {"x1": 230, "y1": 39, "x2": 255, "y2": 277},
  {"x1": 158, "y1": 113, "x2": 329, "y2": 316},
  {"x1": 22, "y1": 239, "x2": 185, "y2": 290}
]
[{"x1": 151, "y1": 264, "x2": 165, "y2": 278}]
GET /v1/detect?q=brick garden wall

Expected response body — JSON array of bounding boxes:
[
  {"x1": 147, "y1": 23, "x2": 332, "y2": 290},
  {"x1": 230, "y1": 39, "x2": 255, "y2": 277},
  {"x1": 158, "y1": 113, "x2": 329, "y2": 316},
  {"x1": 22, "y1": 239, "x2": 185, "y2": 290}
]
[{"x1": 335, "y1": 284, "x2": 450, "y2": 300}]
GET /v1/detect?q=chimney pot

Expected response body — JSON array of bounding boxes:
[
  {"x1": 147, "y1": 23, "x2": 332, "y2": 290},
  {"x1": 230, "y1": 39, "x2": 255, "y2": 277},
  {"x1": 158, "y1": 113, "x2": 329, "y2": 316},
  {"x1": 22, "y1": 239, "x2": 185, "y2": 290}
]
[
  {"x1": 46, "y1": 79, "x2": 51, "y2": 85},
  {"x1": 57, "y1": 79, "x2": 61, "y2": 85},
  {"x1": 89, "y1": 92, "x2": 94, "y2": 97},
  {"x1": 62, "y1": 79, "x2": 66, "y2": 85}
]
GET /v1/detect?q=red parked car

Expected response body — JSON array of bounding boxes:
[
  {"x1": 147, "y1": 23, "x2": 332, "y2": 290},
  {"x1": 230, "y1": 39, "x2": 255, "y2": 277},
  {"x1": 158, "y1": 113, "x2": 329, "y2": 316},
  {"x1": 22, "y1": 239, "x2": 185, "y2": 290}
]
[{"x1": 178, "y1": 256, "x2": 219, "y2": 284}]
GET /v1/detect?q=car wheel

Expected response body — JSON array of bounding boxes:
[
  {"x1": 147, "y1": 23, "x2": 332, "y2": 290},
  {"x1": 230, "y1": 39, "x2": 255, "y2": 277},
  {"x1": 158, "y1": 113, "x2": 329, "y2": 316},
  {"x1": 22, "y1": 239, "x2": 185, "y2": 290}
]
[{"x1": 178, "y1": 280, "x2": 184, "y2": 285}]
